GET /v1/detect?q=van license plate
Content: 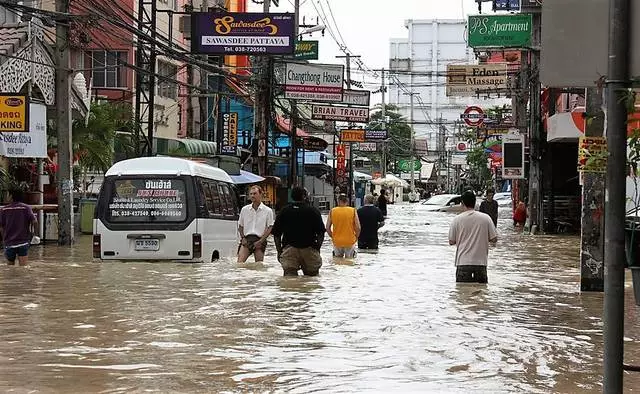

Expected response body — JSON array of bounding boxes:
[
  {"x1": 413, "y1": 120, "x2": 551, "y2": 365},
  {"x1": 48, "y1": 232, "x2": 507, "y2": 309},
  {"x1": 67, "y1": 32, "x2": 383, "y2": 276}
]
[{"x1": 135, "y1": 239, "x2": 160, "y2": 251}]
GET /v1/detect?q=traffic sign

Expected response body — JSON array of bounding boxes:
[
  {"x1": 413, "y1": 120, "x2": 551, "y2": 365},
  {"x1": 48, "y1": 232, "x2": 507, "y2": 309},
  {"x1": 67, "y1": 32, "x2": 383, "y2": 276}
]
[{"x1": 460, "y1": 106, "x2": 487, "y2": 127}]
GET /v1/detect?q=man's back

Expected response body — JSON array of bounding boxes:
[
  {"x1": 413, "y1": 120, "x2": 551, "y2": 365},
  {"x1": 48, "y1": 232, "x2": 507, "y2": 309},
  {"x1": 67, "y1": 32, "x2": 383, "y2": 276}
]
[
  {"x1": 479, "y1": 199, "x2": 499, "y2": 226},
  {"x1": 357, "y1": 205, "x2": 383, "y2": 243},
  {"x1": 273, "y1": 203, "x2": 325, "y2": 249},
  {"x1": 449, "y1": 210, "x2": 497, "y2": 266},
  {"x1": 329, "y1": 206, "x2": 357, "y2": 247},
  {"x1": 0, "y1": 202, "x2": 35, "y2": 247}
]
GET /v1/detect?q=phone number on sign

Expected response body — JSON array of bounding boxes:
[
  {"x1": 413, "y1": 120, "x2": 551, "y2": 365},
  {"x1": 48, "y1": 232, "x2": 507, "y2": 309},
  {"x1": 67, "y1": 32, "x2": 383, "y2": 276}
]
[{"x1": 223, "y1": 46, "x2": 267, "y2": 53}]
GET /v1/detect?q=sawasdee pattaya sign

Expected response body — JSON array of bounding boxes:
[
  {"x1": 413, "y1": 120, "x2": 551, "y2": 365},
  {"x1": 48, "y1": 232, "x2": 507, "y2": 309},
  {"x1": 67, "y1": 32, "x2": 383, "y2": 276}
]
[
  {"x1": 467, "y1": 14, "x2": 532, "y2": 48},
  {"x1": 191, "y1": 12, "x2": 295, "y2": 55}
]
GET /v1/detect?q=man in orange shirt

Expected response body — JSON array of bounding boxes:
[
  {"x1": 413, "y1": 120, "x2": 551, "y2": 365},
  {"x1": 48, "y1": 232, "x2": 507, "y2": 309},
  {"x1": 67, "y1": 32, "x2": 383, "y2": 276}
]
[{"x1": 326, "y1": 194, "x2": 361, "y2": 258}]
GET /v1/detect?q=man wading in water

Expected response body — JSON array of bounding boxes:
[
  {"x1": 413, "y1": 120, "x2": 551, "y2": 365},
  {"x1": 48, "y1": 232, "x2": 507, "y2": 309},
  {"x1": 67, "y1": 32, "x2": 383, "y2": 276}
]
[
  {"x1": 448, "y1": 190, "x2": 498, "y2": 283},
  {"x1": 237, "y1": 185, "x2": 274, "y2": 264}
]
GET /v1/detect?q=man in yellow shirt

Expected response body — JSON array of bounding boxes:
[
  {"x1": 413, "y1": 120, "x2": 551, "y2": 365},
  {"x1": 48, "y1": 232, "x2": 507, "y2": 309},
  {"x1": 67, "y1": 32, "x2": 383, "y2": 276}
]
[{"x1": 326, "y1": 194, "x2": 361, "y2": 258}]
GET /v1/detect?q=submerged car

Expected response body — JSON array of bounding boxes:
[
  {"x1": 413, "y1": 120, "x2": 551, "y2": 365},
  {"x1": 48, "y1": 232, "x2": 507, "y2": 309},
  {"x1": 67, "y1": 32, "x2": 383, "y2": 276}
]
[
  {"x1": 421, "y1": 194, "x2": 465, "y2": 213},
  {"x1": 493, "y1": 192, "x2": 513, "y2": 207}
]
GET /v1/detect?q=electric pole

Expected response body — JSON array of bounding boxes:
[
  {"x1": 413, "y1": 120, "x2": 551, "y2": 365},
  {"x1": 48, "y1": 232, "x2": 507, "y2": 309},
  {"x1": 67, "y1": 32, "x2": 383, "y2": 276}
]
[
  {"x1": 255, "y1": 0, "x2": 271, "y2": 176},
  {"x1": 288, "y1": 0, "x2": 300, "y2": 186},
  {"x1": 199, "y1": 0, "x2": 209, "y2": 142},
  {"x1": 381, "y1": 68, "x2": 387, "y2": 177},
  {"x1": 55, "y1": 0, "x2": 74, "y2": 245},
  {"x1": 403, "y1": 91, "x2": 418, "y2": 192},
  {"x1": 336, "y1": 53, "x2": 361, "y2": 204},
  {"x1": 526, "y1": 12, "x2": 542, "y2": 233}
]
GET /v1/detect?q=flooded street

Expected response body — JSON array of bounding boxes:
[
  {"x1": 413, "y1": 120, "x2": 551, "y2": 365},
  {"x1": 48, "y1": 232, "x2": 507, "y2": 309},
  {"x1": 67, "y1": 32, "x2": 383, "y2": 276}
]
[{"x1": 1, "y1": 204, "x2": 640, "y2": 393}]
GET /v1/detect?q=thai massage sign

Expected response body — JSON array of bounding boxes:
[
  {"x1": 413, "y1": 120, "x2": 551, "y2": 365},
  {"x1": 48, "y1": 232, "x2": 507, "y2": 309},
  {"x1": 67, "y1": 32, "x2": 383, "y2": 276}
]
[
  {"x1": 467, "y1": 14, "x2": 532, "y2": 48},
  {"x1": 191, "y1": 12, "x2": 295, "y2": 55},
  {"x1": 0, "y1": 94, "x2": 29, "y2": 132},
  {"x1": 578, "y1": 136, "x2": 607, "y2": 173}
]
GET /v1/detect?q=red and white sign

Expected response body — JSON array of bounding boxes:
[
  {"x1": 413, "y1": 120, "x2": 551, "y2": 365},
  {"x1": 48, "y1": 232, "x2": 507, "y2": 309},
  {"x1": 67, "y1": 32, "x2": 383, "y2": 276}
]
[
  {"x1": 283, "y1": 63, "x2": 344, "y2": 102},
  {"x1": 455, "y1": 141, "x2": 469, "y2": 153},
  {"x1": 460, "y1": 106, "x2": 487, "y2": 127}
]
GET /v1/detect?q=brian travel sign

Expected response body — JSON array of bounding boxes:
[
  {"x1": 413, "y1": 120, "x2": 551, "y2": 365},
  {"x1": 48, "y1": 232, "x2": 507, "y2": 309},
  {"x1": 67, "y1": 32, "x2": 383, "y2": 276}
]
[
  {"x1": 467, "y1": 14, "x2": 532, "y2": 48},
  {"x1": 446, "y1": 64, "x2": 508, "y2": 97},
  {"x1": 282, "y1": 63, "x2": 344, "y2": 101},
  {"x1": 191, "y1": 12, "x2": 295, "y2": 55},
  {"x1": 311, "y1": 105, "x2": 369, "y2": 123},
  {"x1": 0, "y1": 94, "x2": 29, "y2": 132}
]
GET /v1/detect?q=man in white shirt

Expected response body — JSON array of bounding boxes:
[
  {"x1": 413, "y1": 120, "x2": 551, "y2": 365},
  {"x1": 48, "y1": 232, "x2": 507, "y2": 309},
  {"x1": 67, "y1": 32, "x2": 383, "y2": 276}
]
[
  {"x1": 448, "y1": 190, "x2": 498, "y2": 283},
  {"x1": 237, "y1": 185, "x2": 275, "y2": 263}
]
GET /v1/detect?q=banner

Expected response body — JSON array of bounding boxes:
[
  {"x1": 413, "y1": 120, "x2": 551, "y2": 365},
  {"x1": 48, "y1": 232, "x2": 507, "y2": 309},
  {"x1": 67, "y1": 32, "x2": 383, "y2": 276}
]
[
  {"x1": 282, "y1": 63, "x2": 344, "y2": 102},
  {"x1": 191, "y1": 12, "x2": 295, "y2": 55},
  {"x1": 0, "y1": 102, "x2": 46, "y2": 158},
  {"x1": 446, "y1": 64, "x2": 508, "y2": 97},
  {"x1": 0, "y1": 94, "x2": 29, "y2": 132},
  {"x1": 311, "y1": 105, "x2": 369, "y2": 123},
  {"x1": 220, "y1": 112, "x2": 238, "y2": 154}
]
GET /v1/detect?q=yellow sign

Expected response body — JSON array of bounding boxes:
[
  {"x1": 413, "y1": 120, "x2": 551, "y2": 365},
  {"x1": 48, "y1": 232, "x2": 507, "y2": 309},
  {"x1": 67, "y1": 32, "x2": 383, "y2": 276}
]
[
  {"x1": 340, "y1": 129, "x2": 365, "y2": 143},
  {"x1": 0, "y1": 94, "x2": 28, "y2": 132},
  {"x1": 578, "y1": 136, "x2": 607, "y2": 173}
]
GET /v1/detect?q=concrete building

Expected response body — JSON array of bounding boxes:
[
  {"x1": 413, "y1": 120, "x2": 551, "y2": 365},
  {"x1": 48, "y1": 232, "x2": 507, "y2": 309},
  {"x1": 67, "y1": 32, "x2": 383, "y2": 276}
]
[{"x1": 389, "y1": 19, "x2": 510, "y2": 152}]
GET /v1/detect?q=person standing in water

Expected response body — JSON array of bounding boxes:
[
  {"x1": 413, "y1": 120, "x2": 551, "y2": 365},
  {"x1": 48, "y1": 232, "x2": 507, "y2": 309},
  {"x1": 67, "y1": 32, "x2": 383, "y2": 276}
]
[
  {"x1": 377, "y1": 189, "x2": 388, "y2": 217},
  {"x1": 357, "y1": 194, "x2": 385, "y2": 250},
  {"x1": 326, "y1": 194, "x2": 360, "y2": 258},
  {"x1": 479, "y1": 188, "x2": 499, "y2": 228},
  {"x1": 237, "y1": 185, "x2": 274, "y2": 264}
]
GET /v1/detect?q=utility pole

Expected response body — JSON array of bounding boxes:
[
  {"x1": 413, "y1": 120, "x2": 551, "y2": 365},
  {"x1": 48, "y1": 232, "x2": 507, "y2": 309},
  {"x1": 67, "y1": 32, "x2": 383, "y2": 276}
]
[
  {"x1": 255, "y1": 0, "x2": 271, "y2": 175},
  {"x1": 288, "y1": 0, "x2": 300, "y2": 186},
  {"x1": 403, "y1": 91, "x2": 417, "y2": 192},
  {"x1": 603, "y1": 0, "x2": 630, "y2": 390},
  {"x1": 381, "y1": 68, "x2": 387, "y2": 177},
  {"x1": 336, "y1": 53, "x2": 361, "y2": 204},
  {"x1": 526, "y1": 12, "x2": 542, "y2": 233},
  {"x1": 580, "y1": 87, "x2": 605, "y2": 292},
  {"x1": 134, "y1": 0, "x2": 158, "y2": 156},
  {"x1": 199, "y1": 0, "x2": 210, "y2": 142},
  {"x1": 55, "y1": 0, "x2": 73, "y2": 245}
]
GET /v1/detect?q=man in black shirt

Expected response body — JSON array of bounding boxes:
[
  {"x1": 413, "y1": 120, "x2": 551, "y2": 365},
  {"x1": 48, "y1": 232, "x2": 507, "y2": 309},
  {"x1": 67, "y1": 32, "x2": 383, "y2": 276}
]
[
  {"x1": 479, "y1": 188, "x2": 499, "y2": 228},
  {"x1": 377, "y1": 189, "x2": 388, "y2": 217},
  {"x1": 357, "y1": 194, "x2": 385, "y2": 250},
  {"x1": 272, "y1": 186, "x2": 326, "y2": 276}
]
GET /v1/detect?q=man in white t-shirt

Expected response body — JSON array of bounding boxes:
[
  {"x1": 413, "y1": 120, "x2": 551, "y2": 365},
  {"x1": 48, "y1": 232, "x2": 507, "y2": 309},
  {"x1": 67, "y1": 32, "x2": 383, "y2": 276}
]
[
  {"x1": 448, "y1": 190, "x2": 498, "y2": 283},
  {"x1": 238, "y1": 185, "x2": 275, "y2": 263}
]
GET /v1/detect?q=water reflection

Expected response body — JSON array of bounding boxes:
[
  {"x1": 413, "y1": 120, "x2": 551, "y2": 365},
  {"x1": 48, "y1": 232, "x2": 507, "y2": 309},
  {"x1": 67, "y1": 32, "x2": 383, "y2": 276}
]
[{"x1": 0, "y1": 203, "x2": 639, "y2": 392}]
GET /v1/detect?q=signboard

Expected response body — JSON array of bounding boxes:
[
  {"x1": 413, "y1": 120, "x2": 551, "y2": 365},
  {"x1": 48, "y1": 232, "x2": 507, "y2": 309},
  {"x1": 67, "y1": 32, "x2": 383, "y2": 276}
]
[
  {"x1": 342, "y1": 89, "x2": 371, "y2": 107},
  {"x1": 455, "y1": 141, "x2": 469, "y2": 153},
  {"x1": 400, "y1": 171, "x2": 420, "y2": 180},
  {"x1": 578, "y1": 136, "x2": 607, "y2": 173},
  {"x1": 335, "y1": 143, "x2": 348, "y2": 192},
  {"x1": 484, "y1": 50, "x2": 522, "y2": 73},
  {"x1": 397, "y1": 159, "x2": 421, "y2": 172},
  {"x1": 460, "y1": 106, "x2": 487, "y2": 127},
  {"x1": 220, "y1": 112, "x2": 238, "y2": 154},
  {"x1": 446, "y1": 64, "x2": 508, "y2": 97},
  {"x1": 502, "y1": 133, "x2": 525, "y2": 179},
  {"x1": 451, "y1": 154, "x2": 468, "y2": 165},
  {"x1": 294, "y1": 40, "x2": 319, "y2": 60},
  {"x1": 311, "y1": 105, "x2": 369, "y2": 123},
  {"x1": 191, "y1": 12, "x2": 295, "y2": 55},
  {"x1": 108, "y1": 179, "x2": 187, "y2": 222},
  {"x1": 302, "y1": 137, "x2": 328, "y2": 151},
  {"x1": 356, "y1": 142, "x2": 377, "y2": 152},
  {"x1": 467, "y1": 14, "x2": 532, "y2": 48},
  {"x1": 364, "y1": 129, "x2": 388, "y2": 141},
  {"x1": 283, "y1": 63, "x2": 344, "y2": 101},
  {"x1": 0, "y1": 94, "x2": 29, "y2": 132},
  {"x1": 493, "y1": 0, "x2": 521, "y2": 11},
  {"x1": 0, "y1": 102, "x2": 46, "y2": 158},
  {"x1": 340, "y1": 129, "x2": 365, "y2": 143}
]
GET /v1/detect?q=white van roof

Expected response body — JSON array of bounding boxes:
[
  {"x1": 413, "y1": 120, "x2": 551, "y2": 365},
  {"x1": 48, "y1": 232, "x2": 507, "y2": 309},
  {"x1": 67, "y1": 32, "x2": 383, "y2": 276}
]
[{"x1": 105, "y1": 156, "x2": 233, "y2": 183}]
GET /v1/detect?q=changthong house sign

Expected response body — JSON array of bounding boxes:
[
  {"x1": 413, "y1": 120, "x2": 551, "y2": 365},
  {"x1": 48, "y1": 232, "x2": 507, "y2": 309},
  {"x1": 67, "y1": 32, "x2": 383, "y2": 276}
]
[
  {"x1": 282, "y1": 62, "x2": 344, "y2": 101},
  {"x1": 191, "y1": 12, "x2": 295, "y2": 55}
]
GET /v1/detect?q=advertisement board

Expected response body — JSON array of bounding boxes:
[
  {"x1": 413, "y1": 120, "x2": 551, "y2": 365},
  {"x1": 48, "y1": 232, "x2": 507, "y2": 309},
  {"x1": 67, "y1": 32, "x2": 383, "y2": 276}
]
[
  {"x1": 220, "y1": 112, "x2": 238, "y2": 154},
  {"x1": 578, "y1": 136, "x2": 607, "y2": 173},
  {"x1": 356, "y1": 142, "x2": 378, "y2": 152},
  {"x1": 294, "y1": 40, "x2": 319, "y2": 60},
  {"x1": 502, "y1": 133, "x2": 525, "y2": 179},
  {"x1": 335, "y1": 143, "x2": 348, "y2": 192},
  {"x1": 0, "y1": 102, "x2": 46, "y2": 157},
  {"x1": 341, "y1": 89, "x2": 371, "y2": 107},
  {"x1": 340, "y1": 129, "x2": 365, "y2": 143},
  {"x1": 446, "y1": 64, "x2": 508, "y2": 97},
  {"x1": 191, "y1": 12, "x2": 295, "y2": 55},
  {"x1": 364, "y1": 129, "x2": 388, "y2": 141},
  {"x1": 0, "y1": 94, "x2": 29, "y2": 132},
  {"x1": 311, "y1": 105, "x2": 369, "y2": 123},
  {"x1": 467, "y1": 14, "x2": 532, "y2": 48},
  {"x1": 282, "y1": 63, "x2": 344, "y2": 101}
]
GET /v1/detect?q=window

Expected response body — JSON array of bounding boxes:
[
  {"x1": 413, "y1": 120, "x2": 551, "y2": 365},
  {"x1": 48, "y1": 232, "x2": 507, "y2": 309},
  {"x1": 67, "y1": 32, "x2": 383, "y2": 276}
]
[
  {"x1": 89, "y1": 51, "x2": 127, "y2": 88},
  {"x1": 106, "y1": 178, "x2": 187, "y2": 223},
  {"x1": 207, "y1": 181, "x2": 223, "y2": 216},
  {"x1": 219, "y1": 183, "x2": 235, "y2": 218},
  {"x1": 158, "y1": 60, "x2": 178, "y2": 99}
]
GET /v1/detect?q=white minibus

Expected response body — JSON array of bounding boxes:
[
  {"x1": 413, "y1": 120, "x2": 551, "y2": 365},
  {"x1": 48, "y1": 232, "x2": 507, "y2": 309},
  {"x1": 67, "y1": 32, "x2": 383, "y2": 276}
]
[{"x1": 93, "y1": 157, "x2": 240, "y2": 262}]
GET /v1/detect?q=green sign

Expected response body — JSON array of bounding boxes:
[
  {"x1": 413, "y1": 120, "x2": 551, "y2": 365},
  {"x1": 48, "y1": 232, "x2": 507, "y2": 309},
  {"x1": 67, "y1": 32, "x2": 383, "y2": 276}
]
[
  {"x1": 467, "y1": 14, "x2": 532, "y2": 48},
  {"x1": 294, "y1": 41, "x2": 319, "y2": 60},
  {"x1": 397, "y1": 159, "x2": 421, "y2": 172}
]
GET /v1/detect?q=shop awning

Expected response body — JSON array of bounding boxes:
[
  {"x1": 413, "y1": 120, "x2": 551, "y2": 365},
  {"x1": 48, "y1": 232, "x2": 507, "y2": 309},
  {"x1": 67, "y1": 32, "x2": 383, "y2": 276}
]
[
  {"x1": 547, "y1": 110, "x2": 585, "y2": 142},
  {"x1": 354, "y1": 171, "x2": 372, "y2": 181},
  {"x1": 154, "y1": 137, "x2": 217, "y2": 157},
  {"x1": 229, "y1": 169, "x2": 265, "y2": 184}
]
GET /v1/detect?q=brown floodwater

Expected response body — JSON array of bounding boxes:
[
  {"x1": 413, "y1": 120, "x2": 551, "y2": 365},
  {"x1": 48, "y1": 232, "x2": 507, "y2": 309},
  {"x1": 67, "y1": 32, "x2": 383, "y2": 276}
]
[{"x1": 1, "y1": 204, "x2": 639, "y2": 393}]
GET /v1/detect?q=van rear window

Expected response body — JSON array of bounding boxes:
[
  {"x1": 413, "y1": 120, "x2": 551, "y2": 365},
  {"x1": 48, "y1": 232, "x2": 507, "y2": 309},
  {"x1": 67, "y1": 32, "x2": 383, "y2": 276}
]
[{"x1": 106, "y1": 178, "x2": 187, "y2": 222}]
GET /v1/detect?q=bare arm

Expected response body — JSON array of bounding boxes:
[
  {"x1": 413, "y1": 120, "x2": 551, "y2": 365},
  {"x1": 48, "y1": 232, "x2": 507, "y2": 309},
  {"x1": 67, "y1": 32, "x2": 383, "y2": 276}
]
[
  {"x1": 353, "y1": 209, "x2": 361, "y2": 238},
  {"x1": 325, "y1": 212, "x2": 333, "y2": 238}
]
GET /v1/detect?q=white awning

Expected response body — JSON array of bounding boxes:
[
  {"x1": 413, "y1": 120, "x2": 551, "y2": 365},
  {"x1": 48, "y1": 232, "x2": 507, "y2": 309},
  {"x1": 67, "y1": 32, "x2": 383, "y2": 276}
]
[{"x1": 420, "y1": 162, "x2": 435, "y2": 179}]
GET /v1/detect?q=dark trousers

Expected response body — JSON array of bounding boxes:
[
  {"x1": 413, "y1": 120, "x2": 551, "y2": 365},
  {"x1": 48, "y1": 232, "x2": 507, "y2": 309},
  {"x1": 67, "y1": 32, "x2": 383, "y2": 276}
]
[{"x1": 456, "y1": 265, "x2": 488, "y2": 283}]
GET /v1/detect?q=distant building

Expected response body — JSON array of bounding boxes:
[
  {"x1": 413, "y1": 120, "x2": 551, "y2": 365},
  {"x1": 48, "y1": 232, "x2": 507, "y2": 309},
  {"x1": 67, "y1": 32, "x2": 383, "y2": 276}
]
[{"x1": 388, "y1": 19, "x2": 509, "y2": 151}]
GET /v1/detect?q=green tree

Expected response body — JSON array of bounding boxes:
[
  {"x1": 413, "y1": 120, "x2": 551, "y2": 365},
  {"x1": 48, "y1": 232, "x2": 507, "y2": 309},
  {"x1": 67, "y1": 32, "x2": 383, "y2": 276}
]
[
  {"x1": 466, "y1": 145, "x2": 492, "y2": 191},
  {"x1": 364, "y1": 104, "x2": 411, "y2": 173}
]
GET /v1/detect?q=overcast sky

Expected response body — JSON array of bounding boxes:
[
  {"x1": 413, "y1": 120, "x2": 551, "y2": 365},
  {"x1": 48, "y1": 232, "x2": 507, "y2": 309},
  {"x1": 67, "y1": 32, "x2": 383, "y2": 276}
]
[{"x1": 246, "y1": 0, "x2": 480, "y2": 99}]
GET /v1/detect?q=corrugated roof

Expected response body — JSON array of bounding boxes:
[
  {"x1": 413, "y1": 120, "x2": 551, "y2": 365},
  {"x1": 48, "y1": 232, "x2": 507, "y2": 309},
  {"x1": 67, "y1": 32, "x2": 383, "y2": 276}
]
[{"x1": 0, "y1": 23, "x2": 28, "y2": 63}]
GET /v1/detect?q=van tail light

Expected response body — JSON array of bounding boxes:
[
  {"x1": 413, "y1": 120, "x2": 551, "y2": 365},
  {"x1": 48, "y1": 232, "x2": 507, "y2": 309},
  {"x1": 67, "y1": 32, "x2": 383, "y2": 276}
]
[
  {"x1": 192, "y1": 233, "x2": 202, "y2": 259},
  {"x1": 93, "y1": 235, "x2": 101, "y2": 258}
]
